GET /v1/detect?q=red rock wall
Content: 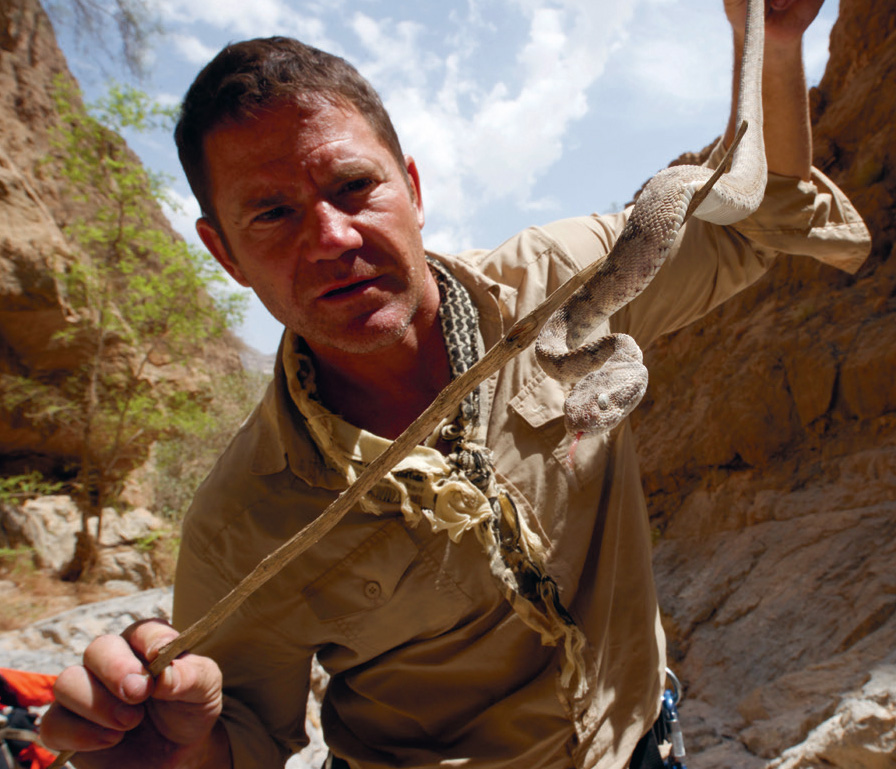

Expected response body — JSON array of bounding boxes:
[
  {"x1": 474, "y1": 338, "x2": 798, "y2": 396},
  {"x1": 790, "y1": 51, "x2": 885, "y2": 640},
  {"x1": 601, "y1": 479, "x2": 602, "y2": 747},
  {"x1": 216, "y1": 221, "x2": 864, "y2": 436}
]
[
  {"x1": 632, "y1": 1, "x2": 896, "y2": 765},
  {"x1": 0, "y1": 0, "x2": 243, "y2": 477}
]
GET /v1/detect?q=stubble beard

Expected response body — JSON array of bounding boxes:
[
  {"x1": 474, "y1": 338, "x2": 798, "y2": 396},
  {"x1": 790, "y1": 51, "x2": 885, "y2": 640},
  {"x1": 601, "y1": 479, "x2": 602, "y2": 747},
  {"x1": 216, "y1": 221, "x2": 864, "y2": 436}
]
[{"x1": 295, "y1": 275, "x2": 428, "y2": 357}]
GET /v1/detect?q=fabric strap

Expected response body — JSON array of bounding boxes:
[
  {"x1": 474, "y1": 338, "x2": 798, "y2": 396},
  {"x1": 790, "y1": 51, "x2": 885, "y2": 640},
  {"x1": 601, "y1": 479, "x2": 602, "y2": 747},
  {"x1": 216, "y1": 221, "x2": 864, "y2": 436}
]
[{"x1": 427, "y1": 258, "x2": 587, "y2": 692}]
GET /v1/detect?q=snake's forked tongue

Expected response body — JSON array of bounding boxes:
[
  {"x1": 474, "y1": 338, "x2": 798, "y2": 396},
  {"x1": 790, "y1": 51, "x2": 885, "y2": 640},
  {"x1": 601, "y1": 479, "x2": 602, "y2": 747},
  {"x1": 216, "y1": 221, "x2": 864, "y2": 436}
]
[{"x1": 565, "y1": 431, "x2": 585, "y2": 469}]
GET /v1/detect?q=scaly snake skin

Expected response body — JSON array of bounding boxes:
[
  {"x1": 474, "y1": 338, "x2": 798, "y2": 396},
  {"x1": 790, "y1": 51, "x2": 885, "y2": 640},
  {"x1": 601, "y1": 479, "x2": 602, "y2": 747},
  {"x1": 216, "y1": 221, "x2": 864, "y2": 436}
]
[{"x1": 535, "y1": 0, "x2": 767, "y2": 439}]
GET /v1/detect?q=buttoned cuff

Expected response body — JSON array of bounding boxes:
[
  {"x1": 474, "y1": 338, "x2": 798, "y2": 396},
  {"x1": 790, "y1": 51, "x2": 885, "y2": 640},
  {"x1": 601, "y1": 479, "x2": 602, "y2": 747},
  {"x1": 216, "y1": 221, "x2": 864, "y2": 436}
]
[{"x1": 706, "y1": 140, "x2": 871, "y2": 274}]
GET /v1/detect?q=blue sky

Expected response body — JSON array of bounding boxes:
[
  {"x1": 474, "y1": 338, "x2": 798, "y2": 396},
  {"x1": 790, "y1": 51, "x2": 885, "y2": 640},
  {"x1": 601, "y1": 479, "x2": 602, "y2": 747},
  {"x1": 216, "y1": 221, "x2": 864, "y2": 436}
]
[{"x1": 53, "y1": 0, "x2": 838, "y2": 354}]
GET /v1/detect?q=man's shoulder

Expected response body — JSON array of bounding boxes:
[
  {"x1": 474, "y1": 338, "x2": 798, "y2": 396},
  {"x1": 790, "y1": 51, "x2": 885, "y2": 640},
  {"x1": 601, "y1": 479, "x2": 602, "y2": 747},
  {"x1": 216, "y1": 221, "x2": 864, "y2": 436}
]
[
  {"x1": 449, "y1": 214, "x2": 624, "y2": 280},
  {"x1": 184, "y1": 384, "x2": 285, "y2": 528},
  {"x1": 431, "y1": 215, "x2": 624, "y2": 319}
]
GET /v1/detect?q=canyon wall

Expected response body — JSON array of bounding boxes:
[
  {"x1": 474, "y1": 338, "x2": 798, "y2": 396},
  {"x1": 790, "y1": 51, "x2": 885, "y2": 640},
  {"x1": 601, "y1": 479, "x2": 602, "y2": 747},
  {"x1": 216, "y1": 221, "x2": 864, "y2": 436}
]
[{"x1": 632, "y1": 1, "x2": 896, "y2": 765}]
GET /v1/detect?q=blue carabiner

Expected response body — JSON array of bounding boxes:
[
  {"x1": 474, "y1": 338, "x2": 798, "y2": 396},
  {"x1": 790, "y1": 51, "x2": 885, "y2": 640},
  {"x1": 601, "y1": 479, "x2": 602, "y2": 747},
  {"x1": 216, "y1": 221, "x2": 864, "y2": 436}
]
[{"x1": 661, "y1": 669, "x2": 687, "y2": 769}]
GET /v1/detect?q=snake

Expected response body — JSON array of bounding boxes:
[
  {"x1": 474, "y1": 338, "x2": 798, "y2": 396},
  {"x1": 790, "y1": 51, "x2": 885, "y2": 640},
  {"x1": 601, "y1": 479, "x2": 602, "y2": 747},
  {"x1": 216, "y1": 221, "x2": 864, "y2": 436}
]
[
  {"x1": 44, "y1": 7, "x2": 770, "y2": 768},
  {"x1": 535, "y1": 0, "x2": 767, "y2": 444}
]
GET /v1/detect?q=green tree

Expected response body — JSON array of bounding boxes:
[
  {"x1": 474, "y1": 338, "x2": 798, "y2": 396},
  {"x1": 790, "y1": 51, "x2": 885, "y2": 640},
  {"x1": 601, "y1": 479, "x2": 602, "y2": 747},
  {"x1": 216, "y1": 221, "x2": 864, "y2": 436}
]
[{"x1": 1, "y1": 78, "x2": 245, "y2": 579}]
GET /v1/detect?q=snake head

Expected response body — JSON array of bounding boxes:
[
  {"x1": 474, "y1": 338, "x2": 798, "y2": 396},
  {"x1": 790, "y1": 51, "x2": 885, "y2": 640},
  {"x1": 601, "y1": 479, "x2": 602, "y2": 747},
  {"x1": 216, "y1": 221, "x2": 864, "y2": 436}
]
[{"x1": 562, "y1": 342, "x2": 648, "y2": 437}]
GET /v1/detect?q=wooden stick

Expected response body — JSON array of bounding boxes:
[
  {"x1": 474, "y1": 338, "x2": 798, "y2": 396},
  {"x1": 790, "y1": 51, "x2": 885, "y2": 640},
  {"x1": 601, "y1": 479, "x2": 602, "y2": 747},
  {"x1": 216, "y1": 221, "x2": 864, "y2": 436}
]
[
  {"x1": 47, "y1": 247, "x2": 607, "y2": 769},
  {"x1": 50, "y1": 145, "x2": 741, "y2": 766}
]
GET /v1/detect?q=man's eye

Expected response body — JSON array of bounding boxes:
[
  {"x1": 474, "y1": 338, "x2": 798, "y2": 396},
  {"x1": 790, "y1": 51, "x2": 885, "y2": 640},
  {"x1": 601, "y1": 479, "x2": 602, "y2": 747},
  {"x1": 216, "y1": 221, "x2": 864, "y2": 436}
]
[
  {"x1": 340, "y1": 178, "x2": 373, "y2": 195},
  {"x1": 255, "y1": 206, "x2": 291, "y2": 223}
]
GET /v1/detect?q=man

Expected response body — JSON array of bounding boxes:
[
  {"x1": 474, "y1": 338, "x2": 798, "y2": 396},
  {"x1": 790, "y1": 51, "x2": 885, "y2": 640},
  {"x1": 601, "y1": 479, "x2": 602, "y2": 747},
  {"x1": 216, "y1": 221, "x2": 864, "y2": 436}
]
[{"x1": 41, "y1": 1, "x2": 870, "y2": 767}]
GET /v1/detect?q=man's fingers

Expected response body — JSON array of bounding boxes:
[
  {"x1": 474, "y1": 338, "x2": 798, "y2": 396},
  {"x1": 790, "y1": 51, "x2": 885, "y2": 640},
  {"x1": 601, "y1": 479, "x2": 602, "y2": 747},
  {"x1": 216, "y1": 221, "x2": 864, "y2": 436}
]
[
  {"x1": 153, "y1": 653, "x2": 223, "y2": 706},
  {"x1": 81, "y1": 633, "x2": 155, "y2": 705},
  {"x1": 41, "y1": 703, "x2": 124, "y2": 752},
  {"x1": 42, "y1": 674, "x2": 132, "y2": 753},
  {"x1": 119, "y1": 620, "x2": 222, "y2": 709},
  {"x1": 51, "y1": 660, "x2": 146, "y2": 732},
  {"x1": 147, "y1": 653, "x2": 224, "y2": 745},
  {"x1": 123, "y1": 620, "x2": 224, "y2": 745},
  {"x1": 121, "y1": 618, "x2": 181, "y2": 667}
]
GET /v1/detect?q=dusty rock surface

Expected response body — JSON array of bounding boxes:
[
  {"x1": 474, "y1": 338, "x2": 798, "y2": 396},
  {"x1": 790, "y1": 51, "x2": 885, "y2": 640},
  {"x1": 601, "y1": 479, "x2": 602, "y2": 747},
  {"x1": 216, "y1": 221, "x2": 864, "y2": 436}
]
[
  {"x1": 0, "y1": 587, "x2": 175, "y2": 672},
  {"x1": 632, "y1": 1, "x2": 896, "y2": 766}
]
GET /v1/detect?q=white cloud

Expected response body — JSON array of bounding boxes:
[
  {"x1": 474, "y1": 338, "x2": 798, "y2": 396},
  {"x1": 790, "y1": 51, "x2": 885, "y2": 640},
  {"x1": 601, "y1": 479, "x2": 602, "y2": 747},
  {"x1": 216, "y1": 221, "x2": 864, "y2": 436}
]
[
  {"x1": 351, "y1": 14, "x2": 434, "y2": 89},
  {"x1": 158, "y1": 0, "x2": 331, "y2": 48},
  {"x1": 615, "y1": 2, "x2": 731, "y2": 112},
  {"x1": 159, "y1": 0, "x2": 286, "y2": 34},
  {"x1": 354, "y1": 0, "x2": 639, "y2": 249},
  {"x1": 170, "y1": 33, "x2": 219, "y2": 65},
  {"x1": 154, "y1": 91, "x2": 182, "y2": 108},
  {"x1": 423, "y1": 222, "x2": 474, "y2": 255},
  {"x1": 161, "y1": 186, "x2": 202, "y2": 247}
]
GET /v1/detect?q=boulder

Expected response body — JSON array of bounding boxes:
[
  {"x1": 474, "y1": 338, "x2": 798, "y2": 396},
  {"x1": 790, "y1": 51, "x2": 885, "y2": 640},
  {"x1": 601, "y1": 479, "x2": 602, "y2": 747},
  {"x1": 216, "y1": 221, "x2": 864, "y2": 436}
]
[{"x1": 1, "y1": 495, "x2": 165, "y2": 586}]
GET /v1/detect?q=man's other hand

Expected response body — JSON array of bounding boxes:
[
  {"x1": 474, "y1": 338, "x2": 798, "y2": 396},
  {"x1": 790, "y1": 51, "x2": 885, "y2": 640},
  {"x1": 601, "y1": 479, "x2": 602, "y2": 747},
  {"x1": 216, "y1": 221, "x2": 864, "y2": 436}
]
[
  {"x1": 725, "y1": 0, "x2": 825, "y2": 47},
  {"x1": 41, "y1": 620, "x2": 230, "y2": 768}
]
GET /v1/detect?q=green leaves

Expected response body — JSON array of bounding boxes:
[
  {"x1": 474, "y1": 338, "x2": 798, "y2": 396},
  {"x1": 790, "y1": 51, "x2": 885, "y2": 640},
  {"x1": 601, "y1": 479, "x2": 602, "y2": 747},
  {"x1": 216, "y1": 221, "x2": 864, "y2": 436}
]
[
  {"x1": 30, "y1": 78, "x2": 246, "y2": 525},
  {"x1": 0, "y1": 473, "x2": 64, "y2": 503},
  {"x1": 92, "y1": 82, "x2": 177, "y2": 133}
]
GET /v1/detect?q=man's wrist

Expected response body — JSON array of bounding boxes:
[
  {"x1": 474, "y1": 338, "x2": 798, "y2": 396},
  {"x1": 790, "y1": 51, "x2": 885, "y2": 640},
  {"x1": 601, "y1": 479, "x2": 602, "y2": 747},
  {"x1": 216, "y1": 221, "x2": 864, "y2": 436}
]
[{"x1": 763, "y1": 37, "x2": 804, "y2": 64}]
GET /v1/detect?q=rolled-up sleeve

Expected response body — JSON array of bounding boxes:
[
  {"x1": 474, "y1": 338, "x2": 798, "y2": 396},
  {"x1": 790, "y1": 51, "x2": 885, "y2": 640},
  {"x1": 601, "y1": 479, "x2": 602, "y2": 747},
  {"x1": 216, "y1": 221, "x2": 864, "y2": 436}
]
[
  {"x1": 611, "y1": 145, "x2": 871, "y2": 346},
  {"x1": 729, "y1": 167, "x2": 870, "y2": 272}
]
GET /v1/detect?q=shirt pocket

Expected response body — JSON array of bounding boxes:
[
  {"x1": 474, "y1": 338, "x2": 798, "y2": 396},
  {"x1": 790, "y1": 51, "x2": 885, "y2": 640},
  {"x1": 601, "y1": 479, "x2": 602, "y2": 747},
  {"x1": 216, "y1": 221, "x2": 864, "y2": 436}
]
[
  {"x1": 301, "y1": 520, "x2": 475, "y2": 656},
  {"x1": 507, "y1": 368, "x2": 606, "y2": 490},
  {"x1": 302, "y1": 521, "x2": 416, "y2": 620}
]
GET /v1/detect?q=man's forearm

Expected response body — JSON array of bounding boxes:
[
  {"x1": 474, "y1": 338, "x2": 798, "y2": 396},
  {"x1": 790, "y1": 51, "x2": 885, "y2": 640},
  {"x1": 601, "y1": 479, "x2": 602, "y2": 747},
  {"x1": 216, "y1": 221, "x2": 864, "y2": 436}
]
[{"x1": 725, "y1": 35, "x2": 812, "y2": 180}]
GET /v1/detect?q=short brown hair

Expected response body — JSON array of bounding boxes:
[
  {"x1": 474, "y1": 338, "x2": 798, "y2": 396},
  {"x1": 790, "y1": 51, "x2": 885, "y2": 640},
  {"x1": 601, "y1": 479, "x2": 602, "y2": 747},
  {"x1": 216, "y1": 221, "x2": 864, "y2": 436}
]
[{"x1": 174, "y1": 37, "x2": 405, "y2": 222}]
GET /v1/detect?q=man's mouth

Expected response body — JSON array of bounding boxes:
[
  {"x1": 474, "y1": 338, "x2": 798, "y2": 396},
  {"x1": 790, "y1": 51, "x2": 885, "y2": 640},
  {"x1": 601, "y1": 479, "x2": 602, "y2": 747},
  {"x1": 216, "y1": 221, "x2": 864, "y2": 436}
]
[{"x1": 320, "y1": 276, "x2": 379, "y2": 299}]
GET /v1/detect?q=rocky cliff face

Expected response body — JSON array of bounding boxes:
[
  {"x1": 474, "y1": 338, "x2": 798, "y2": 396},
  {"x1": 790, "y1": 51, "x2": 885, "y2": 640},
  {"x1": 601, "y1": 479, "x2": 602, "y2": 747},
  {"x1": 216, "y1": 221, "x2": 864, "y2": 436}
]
[
  {"x1": 0, "y1": 0, "x2": 242, "y2": 478},
  {"x1": 632, "y1": 1, "x2": 896, "y2": 766},
  {"x1": 0, "y1": 0, "x2": 79, "y2": 468}
]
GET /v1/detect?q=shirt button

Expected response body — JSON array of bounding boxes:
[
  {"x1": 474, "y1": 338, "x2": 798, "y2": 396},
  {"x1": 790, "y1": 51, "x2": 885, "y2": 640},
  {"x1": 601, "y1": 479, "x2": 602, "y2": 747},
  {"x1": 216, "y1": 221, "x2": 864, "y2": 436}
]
[{"x1": 364, "y1": 581, "x2": 382, "y2": 599}]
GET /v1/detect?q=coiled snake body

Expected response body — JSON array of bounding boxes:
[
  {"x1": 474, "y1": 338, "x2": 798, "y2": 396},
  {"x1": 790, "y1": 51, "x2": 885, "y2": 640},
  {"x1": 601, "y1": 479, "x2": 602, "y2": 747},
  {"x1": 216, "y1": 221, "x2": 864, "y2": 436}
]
[{"x1": 535, "y1": 0, "x2": 768, "y2": 440}]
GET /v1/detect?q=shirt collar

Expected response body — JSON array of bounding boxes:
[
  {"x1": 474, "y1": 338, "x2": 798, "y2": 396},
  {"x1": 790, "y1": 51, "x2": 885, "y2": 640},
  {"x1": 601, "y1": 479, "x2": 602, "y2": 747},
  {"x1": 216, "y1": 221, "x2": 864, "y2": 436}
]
[{"x1": 246, "y1": 250, "x2": 508, "y2": 484}]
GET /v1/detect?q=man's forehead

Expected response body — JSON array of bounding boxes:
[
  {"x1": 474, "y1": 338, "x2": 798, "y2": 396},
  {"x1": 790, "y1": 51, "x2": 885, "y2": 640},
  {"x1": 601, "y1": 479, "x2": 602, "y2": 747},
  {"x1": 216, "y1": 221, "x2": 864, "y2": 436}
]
[
  {"x1": 204, "y1": 99, "x2": 389, "y2": 164},
  {"x1": 202, "y1": 100, "x2": 402, "y2": 210}
]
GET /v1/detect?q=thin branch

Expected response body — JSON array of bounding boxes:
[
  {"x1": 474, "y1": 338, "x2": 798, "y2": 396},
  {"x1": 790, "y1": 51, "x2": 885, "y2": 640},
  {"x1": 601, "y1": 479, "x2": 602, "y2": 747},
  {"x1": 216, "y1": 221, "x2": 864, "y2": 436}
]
[
  {"x1": 47, "y1": 242, "x2": 608, "y2": 769},
  {"x1": 49, "y1": 157, "x2": 735, "y2": 769}
]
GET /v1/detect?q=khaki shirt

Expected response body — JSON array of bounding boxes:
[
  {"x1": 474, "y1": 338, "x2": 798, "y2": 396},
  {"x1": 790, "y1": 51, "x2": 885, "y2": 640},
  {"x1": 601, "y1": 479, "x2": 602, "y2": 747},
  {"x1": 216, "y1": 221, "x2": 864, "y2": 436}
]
[{"x1": 173, "y1": 162, "x2": 869, "y2": 769}]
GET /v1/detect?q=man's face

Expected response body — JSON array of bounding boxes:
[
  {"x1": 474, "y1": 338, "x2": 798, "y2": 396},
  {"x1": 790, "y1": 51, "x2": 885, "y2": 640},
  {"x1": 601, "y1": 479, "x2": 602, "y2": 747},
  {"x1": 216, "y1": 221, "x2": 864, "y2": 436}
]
[{"x1": 196, "y1": 100, "x2": 431, "y2": 357}]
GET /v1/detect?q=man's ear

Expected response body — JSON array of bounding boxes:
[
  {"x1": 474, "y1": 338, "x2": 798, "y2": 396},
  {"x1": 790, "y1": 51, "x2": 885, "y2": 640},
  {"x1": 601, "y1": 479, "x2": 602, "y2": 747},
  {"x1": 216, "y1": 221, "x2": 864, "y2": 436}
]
[
  {"x1": 196, "y1": 217, "x2": 250, "y2": 287},
  {"x1": 404, "y1": 155, "x2": 425, "y2": 230}
]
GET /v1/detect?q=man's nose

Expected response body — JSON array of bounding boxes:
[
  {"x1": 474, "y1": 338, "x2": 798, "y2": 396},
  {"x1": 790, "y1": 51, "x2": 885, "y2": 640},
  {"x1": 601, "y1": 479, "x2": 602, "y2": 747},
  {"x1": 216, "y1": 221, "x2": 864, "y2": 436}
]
[{"x1": 305, "y1": 200, "x2": 363, "y2": 261}]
